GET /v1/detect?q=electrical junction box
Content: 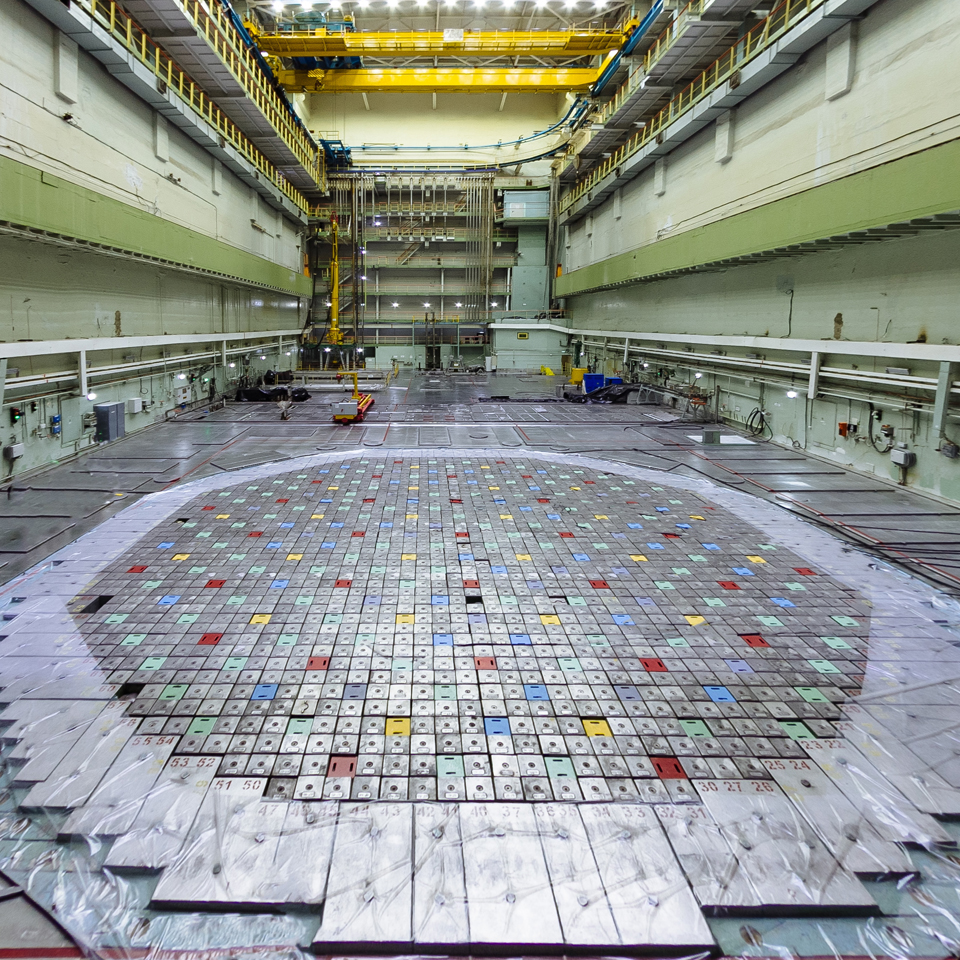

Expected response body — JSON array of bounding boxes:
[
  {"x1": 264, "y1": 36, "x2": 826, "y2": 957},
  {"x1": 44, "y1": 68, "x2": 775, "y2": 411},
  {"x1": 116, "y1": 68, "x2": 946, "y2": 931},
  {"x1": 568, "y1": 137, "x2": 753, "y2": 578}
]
[
  {"x1": 3, "y1": 443, "x2": 24, "y2": 461},
  {"x1": 941, "y1": 442, "x2": 959, "y2": 459},
  {"x1": 890, "y1": 445, "x2": 916, "y2": 467},
  {"x1": 838, "y1": 421, "x2": 858, "y2": 438},
  {"x1": 331, "y1": 399, "x2": 359, "y2": 417},
  {"x1": 94, "y1": 401, "x2": 126, "y2": 442},
  {"x1": 127, "y1": 397, "x2": 143, "y2": 414}
]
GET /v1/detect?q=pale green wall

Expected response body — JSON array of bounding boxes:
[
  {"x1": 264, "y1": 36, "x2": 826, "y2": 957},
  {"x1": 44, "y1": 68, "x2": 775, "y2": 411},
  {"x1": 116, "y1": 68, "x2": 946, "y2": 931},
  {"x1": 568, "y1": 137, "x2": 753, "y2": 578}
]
[{"x1": 567, "y1": 228, "x2": 960, "y2": 502}]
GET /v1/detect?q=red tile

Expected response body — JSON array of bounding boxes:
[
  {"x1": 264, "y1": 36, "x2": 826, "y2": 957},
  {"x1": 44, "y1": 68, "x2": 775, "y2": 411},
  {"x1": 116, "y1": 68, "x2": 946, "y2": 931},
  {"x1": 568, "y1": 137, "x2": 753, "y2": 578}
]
[
  {"x1": 306, "y1": 656, "x2": 330, "y2": 671},
  {"x1": 352, "y1": 531, "x2": 365, "y2": 537},
  {"x1": 128, "y1": 565, "x2": 148, "y2": 573},
  {"x1": 652, "y1": 756, "x2": 687, "y2": 779},
  {"x1": 198, "y1": 633, "x2": 222, "y2": 646},
  {"x1": 640, "y1": 657, "x2": 667, "y2": 672},
  {"x1": 718, "y1": 581, "x2": 740, "y2": 590},
  {"x1": 248, "y1": 532, "x2": 263, "y2": 538},
  {"x1": 335, "y1": 579, "x2": 353, "y2": 588},
  {"x1": 463, "y1": 579, "x2": 480, "y2": 589},
  {"x1": 327, "y1": 756, "x2": 357, "y2": 778},
  {"x1": 741, "y1": 634, "x2": 770, "y2": 648},
  {"x1": 201, "y1": 506, "x2": 215, "y2": 511},
  {"x1": 794, "y1": 567, "x2": 817, "y2": 576},
  {"x1": 589, "y1": 579, "x2": 610, "y2": 589},
  {"x1": 205, "y1": 579, "x2": 226, "y2": 589},
  {"x1": 559, "y1": 532, "x2": 574, "y2": 538},
  {"x1": 276, "y1": 499, "x2": 289, "y2": 504},
  {"x1": 475, "y1": 656, "x2": 497, "y2": 670}
]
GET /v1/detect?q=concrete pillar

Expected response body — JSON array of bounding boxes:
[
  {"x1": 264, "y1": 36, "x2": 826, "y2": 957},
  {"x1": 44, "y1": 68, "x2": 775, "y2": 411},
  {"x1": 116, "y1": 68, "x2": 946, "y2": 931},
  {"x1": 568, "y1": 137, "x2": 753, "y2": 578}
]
[
  {"x1": 53, "y1": 32, "x2": 78, "y2": 104},
  {"x1": 826, "y1": 22, "x2": 857, "y2": 101},
  {"x1": 715, "y1": 110, "x2": 734, "y2": 164}
]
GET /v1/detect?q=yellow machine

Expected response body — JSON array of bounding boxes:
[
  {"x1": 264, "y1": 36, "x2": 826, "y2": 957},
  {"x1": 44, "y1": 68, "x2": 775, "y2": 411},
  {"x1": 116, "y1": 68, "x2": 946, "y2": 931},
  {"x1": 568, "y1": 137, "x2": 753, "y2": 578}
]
[{"x1": 331, "y1": 371, "x2": 374, "y2": 424}]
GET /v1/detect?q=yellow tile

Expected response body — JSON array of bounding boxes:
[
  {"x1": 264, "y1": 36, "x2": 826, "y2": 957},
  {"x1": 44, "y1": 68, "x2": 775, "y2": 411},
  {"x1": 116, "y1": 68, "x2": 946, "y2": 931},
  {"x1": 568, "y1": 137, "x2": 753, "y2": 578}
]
[
  {"x1": 172, "y1": 554, "x2": 190, "y2": 561},
  {"x1": 570, "y1": 486, "x2": 581, "y2": 490},
  {"x1": 401, "y1": 553, "x2": 417, "y2": 560},
  {"x1": 499, "y1": 514, "x2": 513, "y2": 520},
  {"x1": 385, "y1": 718, "x2": 410, "y2": 736},
  {"x1": 250, "y1": 614, "x2": 271, "y2": 624},
  {"x1": 396, "y1": 614, "x2": 415, "y2": 624},
  {"x1": 746, "y1": 556, "x2": 766, "y2": 563},
  {"x1": 540, "y1": 614, "x2": 561, "y2": 625},
  {"x1": 405, "y1": 514, "x2": 418, "y2": 519},
  {"x1": 216, "y1": 514, "x2": 230, "y2": 519},
  {"x1": 488, "y1": 486, "x2": 500, "y2": 490},
  {"x1": 515, "y1": 554, "x2": 532, "y2": 561},
  {"x1": 311, "y1": 514, "x2": 325, "y2": 519},
  {"x1": 408, "y1": 485, "x2": 419, "y2": 490},
  {"x1": 690, "y1": 515, "x2": 706, "y2": 520},
  {"x1": 629, "y1": 555, "x2": 648, "y2": 562},
  {"x1": 594, "y1": 514, "x2": 608, "y2": 520},
  {"x1": 328, "y1": 485, "x2": 339, "y2": 490},
  {"x1": 584, "y1": 719, "x2": 612, "y2": 737},
  {"x1": 286, "y1": 553, "x2": 303, "y2": 561},
  {"x1": 685, "y1": 615, "x2": 706, "y2": 626}
]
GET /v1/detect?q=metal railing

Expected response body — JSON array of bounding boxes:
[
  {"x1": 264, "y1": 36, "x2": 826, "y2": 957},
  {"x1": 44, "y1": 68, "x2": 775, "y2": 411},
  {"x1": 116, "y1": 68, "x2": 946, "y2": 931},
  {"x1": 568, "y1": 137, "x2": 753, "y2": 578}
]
[
  {"x1": 80, "y1": 0, "x2": 313, "y2": 211},
  {"x1": 175, "y1": 0, "x2": 322, "y2": 185},
  {"x1": 595, "y1": 0, "x2": 705, "y2": 128},
  {"x1": 561, "y1": 0, "x2": 828, "y2": 212},
  {"x1": 362, "y1": 255, "x2": 517, "y2": 268}
]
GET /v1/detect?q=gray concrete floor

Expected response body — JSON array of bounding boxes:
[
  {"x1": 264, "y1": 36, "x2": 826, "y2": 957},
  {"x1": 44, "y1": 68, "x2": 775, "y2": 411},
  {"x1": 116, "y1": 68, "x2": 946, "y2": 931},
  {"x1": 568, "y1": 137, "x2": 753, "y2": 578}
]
[{"x1": 3, "y1": 372, "x2": 959, "y2": 595}]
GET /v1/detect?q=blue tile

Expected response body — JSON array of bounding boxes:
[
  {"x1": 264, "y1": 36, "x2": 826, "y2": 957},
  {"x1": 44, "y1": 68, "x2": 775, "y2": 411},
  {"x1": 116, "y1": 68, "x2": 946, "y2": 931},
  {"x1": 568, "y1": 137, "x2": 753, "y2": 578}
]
[
  {"x1": 433, "y1": 633, "x2": 454, "y2": 645},
  {"x1": 704, "y1": 685, "x2": 737, "y2": 703},
  {"x1": 524, "y1": 684, "x2": 550, "y2": 700},
  {"x1": 484, "y1": 717, "x2": 511, "y2": 736},
  {"x1": 343, "y1": 683, "x2": 367, "y2": 699},
  {"x1": 510, "y1": 633, "x2": 532, "y2": 645},
  {"x1": 252, "y1": 683, "x2": 278, "y2": 700}
]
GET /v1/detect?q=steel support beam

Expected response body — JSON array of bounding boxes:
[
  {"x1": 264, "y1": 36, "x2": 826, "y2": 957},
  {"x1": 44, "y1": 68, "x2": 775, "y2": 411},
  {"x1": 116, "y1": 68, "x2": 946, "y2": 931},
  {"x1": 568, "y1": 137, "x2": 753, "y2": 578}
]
[
  {"x1": 808, "y1": 350, "x2": 821, "y2": 399},
  {"x1": 0, "y1": 330, "x2": 303, "y2": 361},
  {"x1": 276, "y1": 67, "x2": 600, "y2": 93},
  {"x1": 933, "y1": 361, "x2": 958, "y2": 437},
  {"x1": 256, "y1": 29, "x2": 624, "y2": 59}
]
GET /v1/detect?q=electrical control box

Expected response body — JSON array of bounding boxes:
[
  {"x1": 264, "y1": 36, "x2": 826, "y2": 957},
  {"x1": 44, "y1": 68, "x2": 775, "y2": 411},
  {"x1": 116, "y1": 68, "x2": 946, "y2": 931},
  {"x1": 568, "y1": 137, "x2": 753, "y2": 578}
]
[
  {"x1": 49, "y1": 415, "x2": 61, "y2": 436},
  {"x1": 127, "y1": 397, "x2": 143, "y2": 414},
  {"x1": 838, "y1": 421, "x2": 858, "y2": 438},
  {"x1": 941, "y1": 442, "x2": 959, "y2": 459},
  {"x1": 331, "y1": 399, "x2": 359, "y2": 417},
  {"x1": 94, "y1": 401, "x2": 126, "y2": 443},
  {"x1": 890, "y1": 445, "x2": 916, "y2": 467},
  {"x1": 2, "y1": 443, "x2": 24, "y2": 461}
]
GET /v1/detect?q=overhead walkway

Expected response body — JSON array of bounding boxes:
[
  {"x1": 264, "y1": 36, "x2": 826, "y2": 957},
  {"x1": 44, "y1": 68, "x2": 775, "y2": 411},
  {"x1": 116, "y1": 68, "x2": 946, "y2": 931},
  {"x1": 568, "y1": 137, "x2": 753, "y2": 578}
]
[
  {"x1": 559, "y1": 0, "x2": 881, "y2": 222},
  {"x1": 114, "y1": 0, "x2": 324, "y2": 191},
  {"x1": 565, "y1": 0, "x2": 760, "y2": 178}
]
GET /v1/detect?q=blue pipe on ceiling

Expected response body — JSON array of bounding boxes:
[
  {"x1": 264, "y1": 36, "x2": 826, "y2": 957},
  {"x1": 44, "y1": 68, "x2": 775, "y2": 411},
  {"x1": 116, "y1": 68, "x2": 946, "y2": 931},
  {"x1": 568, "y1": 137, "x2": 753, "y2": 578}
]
[{"x1": 591, "y1": 0, "x2": 665, "y2": 98}]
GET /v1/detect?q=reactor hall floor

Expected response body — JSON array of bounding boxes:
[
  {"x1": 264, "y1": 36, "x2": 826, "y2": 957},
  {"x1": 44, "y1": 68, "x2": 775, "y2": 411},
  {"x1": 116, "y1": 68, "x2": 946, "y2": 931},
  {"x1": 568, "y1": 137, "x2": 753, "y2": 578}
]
[{"x1": 1, "y1": 376, "x2": 960, "y2": 957}]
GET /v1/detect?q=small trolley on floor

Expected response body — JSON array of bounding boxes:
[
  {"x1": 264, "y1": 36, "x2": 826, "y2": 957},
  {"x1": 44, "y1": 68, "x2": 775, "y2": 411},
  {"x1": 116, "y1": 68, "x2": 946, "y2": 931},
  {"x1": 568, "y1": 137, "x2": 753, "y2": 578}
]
[{"x1": 331, "y1": 371, "x2": 375, "y2": 424}]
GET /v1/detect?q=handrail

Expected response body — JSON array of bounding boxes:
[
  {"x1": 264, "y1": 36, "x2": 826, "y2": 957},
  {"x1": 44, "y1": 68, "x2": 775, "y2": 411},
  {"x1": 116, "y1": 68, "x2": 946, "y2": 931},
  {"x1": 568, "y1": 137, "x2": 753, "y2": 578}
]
[
  {"x1": 595, "y1": 0, "x2": 705, "y2": 127},
  {"x1": 174, "y1": 0, "x2": 322, "y2": 184},
  {"x1": 81, "y1": 0, "x2": 312, "y2": 211},
  {"x1": 562, "y1": 0, "x2": 827, "y2": 213}
]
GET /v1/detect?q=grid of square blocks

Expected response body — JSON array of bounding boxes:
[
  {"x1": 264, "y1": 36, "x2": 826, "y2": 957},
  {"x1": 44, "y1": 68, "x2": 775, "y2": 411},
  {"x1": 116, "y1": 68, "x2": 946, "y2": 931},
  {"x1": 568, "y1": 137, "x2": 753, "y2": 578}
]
[{"x1": 78, "y1": 457, "x2": 868, "y2": 804}]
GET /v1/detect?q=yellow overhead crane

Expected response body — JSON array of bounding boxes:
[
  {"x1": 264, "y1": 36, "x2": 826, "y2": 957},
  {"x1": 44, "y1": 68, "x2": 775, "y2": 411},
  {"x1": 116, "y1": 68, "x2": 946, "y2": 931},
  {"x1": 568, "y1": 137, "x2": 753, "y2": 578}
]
[
  {"x1": 274, "y1": 65, "x2": 604, "y2": 93},
  {"x1": 255, "y1": 28, "x2": 626, "y2": 59}
]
